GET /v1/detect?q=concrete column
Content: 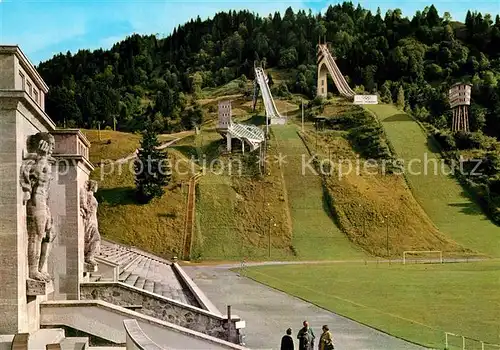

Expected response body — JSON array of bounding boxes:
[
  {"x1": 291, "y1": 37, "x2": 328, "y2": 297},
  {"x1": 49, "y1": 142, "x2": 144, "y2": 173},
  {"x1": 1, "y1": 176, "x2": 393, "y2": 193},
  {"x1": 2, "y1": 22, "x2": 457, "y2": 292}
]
[
  {"x1": 317, "y1": 59, "x2": 328, "y2": 98},
  {"x1": 226, "y1": 134, "x2": 231, "y2": 152},
  {"x1": 0, "y1": 97, "x2": 56, "y2": 334},
  {"x1": 0, "y1": 46, "x2": 55, "y2": 335},
  {"x1": 0, "y1": 104, "x2": 26, "y2": 334},
  {"x1": 49, "y1": 130, "x2": 93, "y2": 301}
]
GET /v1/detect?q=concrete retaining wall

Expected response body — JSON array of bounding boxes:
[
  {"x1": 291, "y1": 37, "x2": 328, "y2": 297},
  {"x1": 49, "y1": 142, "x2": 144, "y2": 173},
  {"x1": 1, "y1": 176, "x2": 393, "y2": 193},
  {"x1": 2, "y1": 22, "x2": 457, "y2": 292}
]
[{"x1": 80, "y1": 282, "x2": 241, "y2": 344}]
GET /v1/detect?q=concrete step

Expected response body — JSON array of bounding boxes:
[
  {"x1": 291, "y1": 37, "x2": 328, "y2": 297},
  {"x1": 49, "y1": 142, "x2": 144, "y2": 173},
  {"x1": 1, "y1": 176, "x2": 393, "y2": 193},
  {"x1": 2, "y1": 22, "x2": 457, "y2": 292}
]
[
  {"x1": 136, "y1": 256, "x2": 150, "y2": 276},
  {"x1": 121, "y1": 255, "x2": 141, "y2": 272},
  {"x1": 118, "y1": 271, "x2": 131, "y2": 282},
  {"x1": 153, "y1": 281, "x2": 162, "y2": 294},
  {"x1": 114, "y1": 251, "x2": 133, "y2": 265},
  {"x1": 60, "y1": 337, "x2": 88, "y2": 350},
  {"x1": 143, "y1": 280, "x2": 154, "y2": 293},
  {"x1": 125, "y1": 256, "x2": 144, "y2": 274},
  {"x1": 124, "y1": 274, "x2": 139, "y2": 286},
  {"x1": 134, "y1": 277, "x2": 146, "y2": 290},
  {"x1": 142, "y1": 257, "x2": 153, "y2": 280},
  {"x1": 28, "y1": 328, "x2": 65, "y2": 350}
]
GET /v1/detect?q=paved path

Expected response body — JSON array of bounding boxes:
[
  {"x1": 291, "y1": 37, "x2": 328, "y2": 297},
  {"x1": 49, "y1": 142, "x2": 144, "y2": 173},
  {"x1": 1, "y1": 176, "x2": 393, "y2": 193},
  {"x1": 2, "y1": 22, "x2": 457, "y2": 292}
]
[
  {"x1": 182, "y1": 256, "x2": 489, "y2": 270},
  {"x1": 184, "y1": 265, "x2": 427, "y2": 350}
]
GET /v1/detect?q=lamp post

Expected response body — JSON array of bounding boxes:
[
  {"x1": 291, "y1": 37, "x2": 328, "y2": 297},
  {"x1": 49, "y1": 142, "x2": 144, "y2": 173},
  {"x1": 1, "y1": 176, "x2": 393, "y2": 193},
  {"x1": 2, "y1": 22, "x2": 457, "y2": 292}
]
[
  {"x1": 384, "y1": 215, "x2": 389, "y2": 260},
  {"x1": 268, "y1": 218, "x2": 271, "y2": 258},
  {"x1": 359, "y1": 204, "x2": 366, "y2": 237},
  {"x1": 301, "y1": 99, "x2": 304, "y2": 132}
]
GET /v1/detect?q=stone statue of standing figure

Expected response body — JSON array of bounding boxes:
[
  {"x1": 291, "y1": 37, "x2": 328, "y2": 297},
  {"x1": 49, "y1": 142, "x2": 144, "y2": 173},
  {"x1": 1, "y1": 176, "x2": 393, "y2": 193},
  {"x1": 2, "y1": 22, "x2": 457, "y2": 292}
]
[
  {"x1": 20, "y1": 132, "x2": 57, "y2": 282},
  {"x1": 80, "y1": 180, "x2": 101, "y2": 267}
]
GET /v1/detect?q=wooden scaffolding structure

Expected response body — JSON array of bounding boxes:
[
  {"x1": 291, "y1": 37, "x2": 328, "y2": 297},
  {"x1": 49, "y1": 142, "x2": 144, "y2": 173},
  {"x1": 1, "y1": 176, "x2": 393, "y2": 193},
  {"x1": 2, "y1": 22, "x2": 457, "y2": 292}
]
[{"x1": 451, "y1": 104, "x2": 470, "y2": 132}]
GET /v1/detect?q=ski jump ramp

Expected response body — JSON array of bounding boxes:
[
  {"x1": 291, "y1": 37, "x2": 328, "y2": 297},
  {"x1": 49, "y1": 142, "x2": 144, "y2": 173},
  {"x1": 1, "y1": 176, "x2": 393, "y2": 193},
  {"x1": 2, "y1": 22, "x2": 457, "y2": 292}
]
[
  {"x1": 317, "y1": 43, "x2": 355, "y2": 99},
  {"x1": 217, "y1": 100, "x2": 265, "y2": 152},
  {"x1": 254, "y1": 66, "x2": 287, "y2": 125}
]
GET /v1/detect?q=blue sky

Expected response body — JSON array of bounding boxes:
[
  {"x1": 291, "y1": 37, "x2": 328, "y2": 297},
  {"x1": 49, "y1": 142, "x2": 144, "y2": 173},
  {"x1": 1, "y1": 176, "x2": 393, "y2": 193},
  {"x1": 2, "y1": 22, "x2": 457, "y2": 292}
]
[{"x1": 1, "y1": 0, "x2": 499, "y2": 65}]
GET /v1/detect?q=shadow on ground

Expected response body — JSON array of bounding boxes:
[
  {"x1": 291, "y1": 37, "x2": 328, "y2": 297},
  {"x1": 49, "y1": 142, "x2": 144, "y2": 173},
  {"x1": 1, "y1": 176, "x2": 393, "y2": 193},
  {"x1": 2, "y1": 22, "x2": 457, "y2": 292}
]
[
  {"x1": 97, "y1": 187, "x2": 137, "y2": 206},
  {"x1": 384, "y1": 113, "x2": 413, "y2": 122}
]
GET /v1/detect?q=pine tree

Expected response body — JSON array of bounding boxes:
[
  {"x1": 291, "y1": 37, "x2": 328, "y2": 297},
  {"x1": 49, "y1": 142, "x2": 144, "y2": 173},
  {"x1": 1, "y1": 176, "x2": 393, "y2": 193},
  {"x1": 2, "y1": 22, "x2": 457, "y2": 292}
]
[
  {"x1": 396, "y1": 85, "x2": 405, "y2": 110},
  {"x1": 134, "y1": 128, "x2": 172, "y2": 203},
  {"x1": 381, "y1": 84, "x2": 393, "y2": 103}
]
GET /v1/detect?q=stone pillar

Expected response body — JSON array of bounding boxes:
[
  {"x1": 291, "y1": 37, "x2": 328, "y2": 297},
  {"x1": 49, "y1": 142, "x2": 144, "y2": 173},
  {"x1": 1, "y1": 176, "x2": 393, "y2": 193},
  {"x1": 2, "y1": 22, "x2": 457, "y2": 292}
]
[
  {"x1": 0, "y1": 101, "x2": 27, "y2": 334},
  {"x1": 49, "y1": 130, "x2": 93, "y2": 300},
  {"x1": 0, "y1": 47, "x2": 54, "y2": 333}
]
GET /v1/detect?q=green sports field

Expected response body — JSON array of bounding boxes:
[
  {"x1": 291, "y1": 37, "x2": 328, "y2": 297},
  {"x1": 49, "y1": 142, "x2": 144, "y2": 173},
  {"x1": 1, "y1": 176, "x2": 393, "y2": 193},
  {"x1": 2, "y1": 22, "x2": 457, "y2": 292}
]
[
  {"x1": 366, "y1": 104, "x2": 500, "y2": 257},
  {"x1": 241, "y1": 261, "x2": 500, "y2": 349}
]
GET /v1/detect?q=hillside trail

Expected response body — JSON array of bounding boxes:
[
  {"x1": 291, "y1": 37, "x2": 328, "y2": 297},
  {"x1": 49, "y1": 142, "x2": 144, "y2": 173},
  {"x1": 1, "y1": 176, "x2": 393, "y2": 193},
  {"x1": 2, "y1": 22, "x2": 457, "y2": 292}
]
[
  {"x1": 114, "y1": 137, "x2": 180, "y2": 164},
  {"x1": 366, "y1": 104, "x2": 500, "y2": 257},
  {"x1": 272, "y1": 125, "x2": 366, "y2": 260}
]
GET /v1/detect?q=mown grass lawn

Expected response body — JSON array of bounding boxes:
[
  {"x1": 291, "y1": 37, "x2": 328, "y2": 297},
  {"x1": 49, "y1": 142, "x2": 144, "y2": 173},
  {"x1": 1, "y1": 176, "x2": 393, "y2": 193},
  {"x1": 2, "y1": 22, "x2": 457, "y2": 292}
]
[
  {"x1": 365, "y1": 104, "x2": 500, "y2": 257},
  {"x1": 241, "y1": 261, "x2": 500, "y2": 349},
  {"x1": 273, "y1": 125, "x2": 366, "y2": 260}
]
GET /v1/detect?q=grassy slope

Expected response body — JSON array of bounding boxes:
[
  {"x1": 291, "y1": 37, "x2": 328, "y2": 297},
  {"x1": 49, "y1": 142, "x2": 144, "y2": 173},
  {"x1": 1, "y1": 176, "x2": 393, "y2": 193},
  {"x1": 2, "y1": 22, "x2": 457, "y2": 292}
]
[
  {"x1": 83, "y1": 128, "x2": 181, "y2": 164},
  {"x1": 365, "y1": 104, "x2": 500, "y2": 257},
  {"x1": 299, "y1": 128, "x2": 465, "y2": 257},
  {"x1": 90, "y1": 149, "x2": 192, "y2": 258},
  {"x1": 192, "y1": 128, "x2": 294, "y2": 260},
  {"x1": 272, "y1": 124, "x2": 366, "y2": 259},
  {"x1": 83, "y1": 129, "x2": 141, "y2": 164},
  {"x1": 85, "y1": 128, "x2": 195, "y2": 258},
  {"x1": 241, "y1": 262, "x2": 500, "y2": 348}
]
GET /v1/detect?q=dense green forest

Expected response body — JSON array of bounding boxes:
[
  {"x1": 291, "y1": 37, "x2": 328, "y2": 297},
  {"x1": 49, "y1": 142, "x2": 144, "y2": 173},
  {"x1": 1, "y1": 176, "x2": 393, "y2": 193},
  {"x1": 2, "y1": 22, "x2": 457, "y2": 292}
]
[{"x1": 37, "y1": 2, "x2": 500, "y2": 136}]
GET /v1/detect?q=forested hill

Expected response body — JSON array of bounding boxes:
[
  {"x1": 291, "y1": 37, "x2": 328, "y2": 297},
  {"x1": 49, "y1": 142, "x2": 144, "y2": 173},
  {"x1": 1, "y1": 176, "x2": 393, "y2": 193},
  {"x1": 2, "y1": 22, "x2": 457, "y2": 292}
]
[{"x1": 37, "y1": 3, "x2": 500, "y2": 136}]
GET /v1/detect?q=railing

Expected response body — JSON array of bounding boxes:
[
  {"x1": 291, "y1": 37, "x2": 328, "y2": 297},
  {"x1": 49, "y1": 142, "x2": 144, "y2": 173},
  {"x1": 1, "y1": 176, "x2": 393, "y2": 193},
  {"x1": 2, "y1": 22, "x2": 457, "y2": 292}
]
[
  {"x1": 254, "y1": 67, "x2": 285, "y2": 122},
  {"x1": 445, "y1": 332, "x2": 500, "y2": 349}
]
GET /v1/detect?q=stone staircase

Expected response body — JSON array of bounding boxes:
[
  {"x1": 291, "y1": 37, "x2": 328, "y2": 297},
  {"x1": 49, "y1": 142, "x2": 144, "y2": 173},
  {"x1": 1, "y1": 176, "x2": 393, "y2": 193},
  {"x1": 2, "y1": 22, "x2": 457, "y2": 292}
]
[
  {"x1": 0, "y1": 329, "x2": 126, "y2": 350},
  {"x1": 98, "y1": 242, "x2": 193, "y2": 305}
]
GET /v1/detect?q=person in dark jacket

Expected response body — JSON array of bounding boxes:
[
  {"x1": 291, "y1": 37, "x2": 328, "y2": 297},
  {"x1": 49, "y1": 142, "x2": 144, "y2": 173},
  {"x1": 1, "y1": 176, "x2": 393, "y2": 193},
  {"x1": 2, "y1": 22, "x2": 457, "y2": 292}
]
[
  {"x1": 297, "y1": 321, "x2": 315, "y2": 350},
  {"x1": 281, "y1": 328, "x2": 294, "y2": 350}
]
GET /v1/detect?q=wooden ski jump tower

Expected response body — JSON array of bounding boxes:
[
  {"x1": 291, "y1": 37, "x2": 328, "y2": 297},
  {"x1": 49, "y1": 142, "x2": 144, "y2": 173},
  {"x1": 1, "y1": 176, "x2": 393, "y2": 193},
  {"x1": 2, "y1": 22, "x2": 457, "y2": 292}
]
[{"x1": 449, "y1": 83, "x2": 472, "y2": 132}]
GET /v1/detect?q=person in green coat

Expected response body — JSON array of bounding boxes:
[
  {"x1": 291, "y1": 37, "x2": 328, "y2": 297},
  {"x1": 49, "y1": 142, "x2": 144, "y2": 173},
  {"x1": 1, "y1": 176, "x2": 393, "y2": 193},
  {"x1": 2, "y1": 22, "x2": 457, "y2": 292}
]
[{"x1": 297, "y1": 320, "x2": 315, "y2": 350}]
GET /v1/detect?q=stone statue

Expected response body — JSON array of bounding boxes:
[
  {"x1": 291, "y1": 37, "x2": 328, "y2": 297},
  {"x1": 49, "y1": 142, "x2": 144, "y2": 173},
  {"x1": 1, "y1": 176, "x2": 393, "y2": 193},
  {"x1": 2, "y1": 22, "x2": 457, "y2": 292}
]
[
  {"x1": 80, "y1": 180, "x2": 101, "y2": 267},
  {"x1": 20, "y1": 132, "x2": 56, "y2": 282}
]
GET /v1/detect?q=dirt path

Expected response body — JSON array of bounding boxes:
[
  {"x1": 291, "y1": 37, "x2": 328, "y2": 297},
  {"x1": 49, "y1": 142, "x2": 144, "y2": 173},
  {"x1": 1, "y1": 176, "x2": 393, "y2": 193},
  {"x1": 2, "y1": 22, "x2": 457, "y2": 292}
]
[{"x1": 114, "y1": 138, "x2": 180, "y2": 164}]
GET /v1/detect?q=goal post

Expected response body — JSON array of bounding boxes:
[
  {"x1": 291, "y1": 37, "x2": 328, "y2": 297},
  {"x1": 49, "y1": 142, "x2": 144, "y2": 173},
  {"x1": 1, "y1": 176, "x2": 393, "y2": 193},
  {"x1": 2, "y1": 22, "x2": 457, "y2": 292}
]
[{"x1": 403, "y1": 250, "x2": 443, "y2": 265}]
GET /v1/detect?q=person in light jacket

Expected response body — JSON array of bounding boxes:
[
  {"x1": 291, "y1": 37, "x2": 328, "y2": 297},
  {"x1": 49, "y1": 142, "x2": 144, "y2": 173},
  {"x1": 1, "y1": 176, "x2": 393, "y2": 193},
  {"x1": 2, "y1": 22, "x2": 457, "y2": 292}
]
[{"x1": 318, "y1": 325, "x2": 334, "y2": 350}]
